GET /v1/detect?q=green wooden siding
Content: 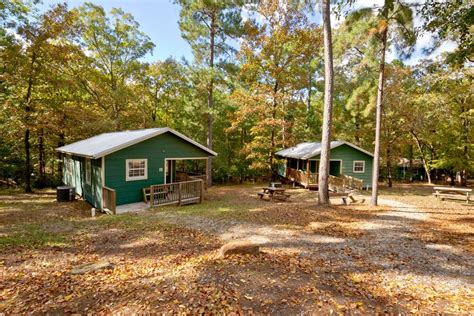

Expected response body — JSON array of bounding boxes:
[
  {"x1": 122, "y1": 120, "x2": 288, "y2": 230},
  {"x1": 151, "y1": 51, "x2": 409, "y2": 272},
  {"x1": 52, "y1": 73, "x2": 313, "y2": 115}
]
[
  {"x1": 310, "y1": 144, "x2": 373, "y2": 187},
  {"x1": 62, "y1": 156, "x2": 102, "y2": 208},
  {"x1": 105, "y1": 132, "x2": 210, "y2": 205},
  {"x1": 85, "y1": 158, "x2": 102, "y2": 209}
]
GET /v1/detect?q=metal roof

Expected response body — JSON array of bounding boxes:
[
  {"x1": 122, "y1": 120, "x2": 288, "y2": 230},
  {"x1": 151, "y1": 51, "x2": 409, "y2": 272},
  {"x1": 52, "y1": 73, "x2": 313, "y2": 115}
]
[
  {"x1": 275, "y1": 140, "x2": 373, "y2": 159},
  {"x1": 56, "y1": 128, "x2": 217, "y2": 159}
]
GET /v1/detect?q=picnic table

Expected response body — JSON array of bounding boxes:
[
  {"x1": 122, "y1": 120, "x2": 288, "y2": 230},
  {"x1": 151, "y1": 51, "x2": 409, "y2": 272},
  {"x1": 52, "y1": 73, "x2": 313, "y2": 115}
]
[
  {"x1": 328, "y1": 190, "x2": 364, "y2": 205},
  {"x1": 258, "y1": 186, "x2": 290, "y2": 202},
  {"x1": 433, "y1": 186, "x2": 472, "y2": 204}
]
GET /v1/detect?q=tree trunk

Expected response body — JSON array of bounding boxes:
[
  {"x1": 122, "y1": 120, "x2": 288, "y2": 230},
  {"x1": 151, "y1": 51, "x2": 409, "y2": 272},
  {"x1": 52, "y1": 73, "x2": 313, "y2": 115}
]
[
  {"x1": 449, "y1": 170, "x2": 455, "y2": 186},
  {"x1": 461, "y1": 102, "x2": 468, "y2": 186},
  {"x1": 370, "y1": 24, "x2": 388, "y2": 206},
  {"x1": 24, "y1": 128, "x2": 32, "y2": 193},
  {"x1": 23, "y1": 52, "x2": 36, "y2": 193},
  {"x1": 408, "y1": 144, "x2": 413, "y2": 182},
  {"x1": 270, "y1": 81, "x2": 278, "y2": 180},
  {"x1": 354, "y1": 115, "x2": 361, "y2": 145},
  {"x1": 38, "y1": 127, "x2": 46, "y2": 188},
  {"x1": 386, "y1": 144, "x2": 392, "y2": 188},
  {"x1": 307, "y1": 68, "x2": 312, "y2": 113},
  {"x1": 58, "y1": 131, "x2": 65, "y2": 183},
  {"x1": 318, "y1": 0, "x2": 334, "y2": 205},
  {"x1": 206, "y1": 12, "x2": 216, "y2": 188},
  {"x1": 411, "y1": 131, "x2": 432, "y2": 184}
]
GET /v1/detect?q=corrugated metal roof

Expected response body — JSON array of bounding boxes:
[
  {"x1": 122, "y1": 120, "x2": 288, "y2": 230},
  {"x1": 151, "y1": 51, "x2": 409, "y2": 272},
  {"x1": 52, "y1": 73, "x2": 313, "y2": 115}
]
[
  {"x1": 56, "y1": 128, "x2": 217, "y2": 159},
  {"x1": 275, "y1": 140, "x2": 373, "y2": 159}
]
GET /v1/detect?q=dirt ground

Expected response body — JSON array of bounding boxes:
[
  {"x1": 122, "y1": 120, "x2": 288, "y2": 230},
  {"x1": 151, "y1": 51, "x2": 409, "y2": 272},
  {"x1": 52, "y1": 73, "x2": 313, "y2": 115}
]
[{"x1": 0, "y1": 184, "x2": 473, "y2": 314}]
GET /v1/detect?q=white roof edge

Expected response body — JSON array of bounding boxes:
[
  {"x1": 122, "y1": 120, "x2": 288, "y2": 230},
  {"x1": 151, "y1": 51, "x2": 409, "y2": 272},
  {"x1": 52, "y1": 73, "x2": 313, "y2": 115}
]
[
  {"x1": 56, "y1": 128, "x2": 217, "y2": 158},
  {"x1": 54, "y1": 150, "x2": 94, "y2": 159},
  {"x1": 276, "y1": 140, "x2": 373, "y2": 159},
  {"x1": 166, "y1": 128, "x2": 218, "y2": 157},
  {"x1": 335, "y1": 140, "x2": 374, "y2": 157}
]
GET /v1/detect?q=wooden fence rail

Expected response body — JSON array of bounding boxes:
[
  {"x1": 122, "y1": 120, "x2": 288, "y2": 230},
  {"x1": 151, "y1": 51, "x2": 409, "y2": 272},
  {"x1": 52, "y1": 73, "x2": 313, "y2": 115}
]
[
  {"x1": 149, "y1": 179, "x2": 203, "y2": 207},
  {"x1": 176, "y1": 171, "x2": 207, "y2": 190},
  {"x1": 102, "y1": 186, "x2": 116, "y2": 214},
  {"x1": 286, "y1": 167, "x2": 363, "y2": 191}
]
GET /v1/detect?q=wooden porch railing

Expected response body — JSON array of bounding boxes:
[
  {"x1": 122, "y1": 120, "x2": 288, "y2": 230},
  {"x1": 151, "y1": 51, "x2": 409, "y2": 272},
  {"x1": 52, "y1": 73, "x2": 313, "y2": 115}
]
[
  {"x1": 176, "y1": 171, "x2": 207, "y2": 190},
  {"x1": 149, "y1": 179, "x2": 203, "y2": 207},
  {"x1": 340, "y1": 174, "x2": 364, "y2": 190},
  {"x1": 102, "y1": 186, "x2": 116, "y2": 214},
  {"x1": 286, "y1": 167, "x2": 363, "y2": 191}
]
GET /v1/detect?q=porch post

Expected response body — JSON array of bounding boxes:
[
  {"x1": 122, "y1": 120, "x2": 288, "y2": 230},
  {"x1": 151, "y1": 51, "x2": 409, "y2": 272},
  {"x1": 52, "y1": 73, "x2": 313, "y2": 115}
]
[
  {"x1": 150, "y1": 185, "x2": 154, "y2": 207},
  {"x1": 206, "y1": 157, "x2": 209, "y2": 188},
  {"x1": 199, "y1": 179, "x2": 203, "y2": 203},
  {"x1": 178, "y1": 182, "x2": 182, "y2": 206},
  {"x1": 307, "y1": 160, "x2": 310, "y2": 181}
]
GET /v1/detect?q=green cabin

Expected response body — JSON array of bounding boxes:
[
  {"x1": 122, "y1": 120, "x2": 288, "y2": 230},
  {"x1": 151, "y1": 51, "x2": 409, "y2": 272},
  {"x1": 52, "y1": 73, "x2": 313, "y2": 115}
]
[
  {"x1": 56, "y1": 128, "x2": 216, "y2": 209},
  {"x1": 275, "y1": 140, "x2": 373, "y2": 189}
]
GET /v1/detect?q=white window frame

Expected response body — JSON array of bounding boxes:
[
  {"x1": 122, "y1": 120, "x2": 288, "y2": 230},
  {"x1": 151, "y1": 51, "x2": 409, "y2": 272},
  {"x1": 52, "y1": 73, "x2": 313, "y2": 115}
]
[
  {"x1": 353, "y1": 160, "x2": 365, "y2": 173},
  {"x1": 126, "y1": 159, "x2": 148, "y2": 181},
  {"x1": 85, "y1": 159, "x2": 91, "y2": 185}
]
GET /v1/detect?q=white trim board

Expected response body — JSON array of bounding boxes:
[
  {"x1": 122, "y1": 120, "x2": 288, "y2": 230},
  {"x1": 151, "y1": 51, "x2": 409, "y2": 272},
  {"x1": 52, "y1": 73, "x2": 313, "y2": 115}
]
[
  {"x1": 353, "y1": 160, "x2": 366, "y2": 173},
  {"x1": 125, "y1": 159, "x2": 148, "y2": 181}
]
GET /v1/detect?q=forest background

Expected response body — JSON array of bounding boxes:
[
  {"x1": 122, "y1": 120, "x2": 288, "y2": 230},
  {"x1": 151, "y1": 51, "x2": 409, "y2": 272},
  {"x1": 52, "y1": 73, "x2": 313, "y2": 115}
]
[{"x1": 0, "y1": 0, "x2": 472, "y2": 191}]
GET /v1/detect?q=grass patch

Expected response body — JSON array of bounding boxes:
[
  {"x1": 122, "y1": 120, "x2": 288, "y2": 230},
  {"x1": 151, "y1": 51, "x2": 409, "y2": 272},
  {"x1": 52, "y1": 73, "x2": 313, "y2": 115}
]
[{"x1": 0, "y1": 223, "x2": 67, "y2": 249}]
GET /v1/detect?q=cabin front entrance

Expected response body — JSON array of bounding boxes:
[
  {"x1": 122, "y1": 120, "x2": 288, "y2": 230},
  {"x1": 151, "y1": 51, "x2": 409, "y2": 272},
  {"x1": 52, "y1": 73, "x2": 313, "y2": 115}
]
[
  {"x1": 329, "y1": 160, "x2": 341, "y2": 176},
  {"x1": 165, "y1": 160, "x2": 175, "y2": 183},
  {"x1": 164, "y1": 158, "x2": 207, "y2": 184}
]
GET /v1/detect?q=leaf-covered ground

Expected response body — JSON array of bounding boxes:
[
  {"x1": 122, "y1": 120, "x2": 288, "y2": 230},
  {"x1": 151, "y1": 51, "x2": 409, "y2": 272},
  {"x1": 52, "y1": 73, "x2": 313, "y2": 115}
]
[{"x1": 0, "y1": 184, "x2": 472, "y2": 314}]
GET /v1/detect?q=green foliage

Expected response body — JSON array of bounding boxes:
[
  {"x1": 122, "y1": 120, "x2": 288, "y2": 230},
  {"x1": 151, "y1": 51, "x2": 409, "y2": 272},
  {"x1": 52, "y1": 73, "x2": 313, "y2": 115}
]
[
  {"x1": 420, "y1": 0, "x2": 473, "y2": 67},
  {"x1": 73, "y1": 3, "x2": 155, "y2": 129},
  {"x1": 229, "y1": 1, "x2": 322, "y2": 175},
  {"x1": 0, "y1": 0, "x2": 471, "y2": 189}
]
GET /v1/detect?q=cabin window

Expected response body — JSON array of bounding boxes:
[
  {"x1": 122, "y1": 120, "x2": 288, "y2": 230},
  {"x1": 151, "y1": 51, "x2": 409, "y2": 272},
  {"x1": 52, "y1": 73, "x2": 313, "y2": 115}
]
[
  {"x1": 353, "y1": 160, "x2": 365, "y2": 173},
  {"x1": 126, "y1": 159, "x2": 148, "y2": 181},
  {"x1": 85, "y1": 159, "x2": 91, "y2": 184}
]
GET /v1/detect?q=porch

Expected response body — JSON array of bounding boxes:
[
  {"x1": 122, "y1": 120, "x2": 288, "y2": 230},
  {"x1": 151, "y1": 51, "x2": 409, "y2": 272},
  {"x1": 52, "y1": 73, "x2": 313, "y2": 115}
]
[
  {"x1": 102, "y1": 178, "x2": 205, "y2": 214},
  {"x1": 284, "y1": 167, "x2": 364, "y2": 191}
]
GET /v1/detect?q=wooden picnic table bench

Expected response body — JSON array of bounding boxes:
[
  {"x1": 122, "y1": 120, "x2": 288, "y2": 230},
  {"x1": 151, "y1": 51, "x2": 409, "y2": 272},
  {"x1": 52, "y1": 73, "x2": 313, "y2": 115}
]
[
  {"x1": 328, "y1": 190, "x2": 364, "y2": 205},
  {"x1": 258, "y1": 187, "x2": 290, "y2": 202},
  {"x1": 433, "y1": 186, "x2": 472, "y2": 204}
]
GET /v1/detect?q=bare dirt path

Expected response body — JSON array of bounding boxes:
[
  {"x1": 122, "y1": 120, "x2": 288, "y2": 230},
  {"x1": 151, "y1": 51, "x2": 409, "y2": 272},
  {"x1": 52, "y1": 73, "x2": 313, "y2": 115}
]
[{"x1": 155, "y1": 197, "x2": 473, "y2": 312}]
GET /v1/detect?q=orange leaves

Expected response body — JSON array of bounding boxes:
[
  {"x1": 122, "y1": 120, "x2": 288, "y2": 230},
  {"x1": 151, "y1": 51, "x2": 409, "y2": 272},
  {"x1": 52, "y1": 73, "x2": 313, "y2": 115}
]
[
  {"x1": 3, "y1": 186, "x2": 474, "y2": 314},
  {"x1": 369, "y1": 19, "x2": 388, "y2": 37}
]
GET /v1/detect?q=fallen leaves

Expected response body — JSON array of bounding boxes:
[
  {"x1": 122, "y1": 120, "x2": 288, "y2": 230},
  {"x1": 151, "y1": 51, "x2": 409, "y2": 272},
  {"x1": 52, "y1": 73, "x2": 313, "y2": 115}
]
[{"x1": 1, "y1": 186, "x2": 473, "y2": 314}]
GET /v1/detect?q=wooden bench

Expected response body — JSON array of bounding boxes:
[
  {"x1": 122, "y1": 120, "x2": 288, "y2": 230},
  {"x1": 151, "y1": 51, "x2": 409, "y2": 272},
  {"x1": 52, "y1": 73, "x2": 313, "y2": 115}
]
[
  {"x1": 433, "y1": 186, "x2": 471, "y2": 204},
  {"x1": 329, "y1": 190, "x2": 364, "y2": 205}
]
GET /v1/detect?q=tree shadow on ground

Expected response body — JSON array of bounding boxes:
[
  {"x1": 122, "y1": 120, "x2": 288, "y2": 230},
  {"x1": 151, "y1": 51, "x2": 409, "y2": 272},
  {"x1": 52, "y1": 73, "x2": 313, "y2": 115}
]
[{"x1": 1, "y1": 187, "x2": 473, "y2": 313}]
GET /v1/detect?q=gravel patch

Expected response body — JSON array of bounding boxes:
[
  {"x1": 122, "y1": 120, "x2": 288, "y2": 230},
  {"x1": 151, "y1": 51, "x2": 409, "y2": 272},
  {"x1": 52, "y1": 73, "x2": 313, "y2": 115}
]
[{"x1": 154, "y1": 198, "x2": 473, "y2": 304}]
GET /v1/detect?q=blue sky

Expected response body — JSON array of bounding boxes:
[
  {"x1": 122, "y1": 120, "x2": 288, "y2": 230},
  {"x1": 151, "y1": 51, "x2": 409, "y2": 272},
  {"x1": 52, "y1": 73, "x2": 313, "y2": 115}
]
[
  {"x1": 40, "y1": 0, "x2": 455, "y2": 65},
  {"x1": 41, "y1": 0, "x2": 194, "y2": 62}
]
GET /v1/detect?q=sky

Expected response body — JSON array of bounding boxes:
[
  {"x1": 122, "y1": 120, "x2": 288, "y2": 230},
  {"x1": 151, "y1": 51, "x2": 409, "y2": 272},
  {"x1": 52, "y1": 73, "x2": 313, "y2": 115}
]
[
  {"x1": 40, "y1": 0, "x2": 456, "y2": 66},
  {"x1": 41, "y1": 0, "x2": 194, "y2": 61}
]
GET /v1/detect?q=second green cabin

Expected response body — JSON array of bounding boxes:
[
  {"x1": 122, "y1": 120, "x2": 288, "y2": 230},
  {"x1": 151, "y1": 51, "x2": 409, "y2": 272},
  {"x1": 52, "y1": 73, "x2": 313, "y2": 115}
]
[{"x1": 276, "y1": 140, "x2": 373, "y2": 189}]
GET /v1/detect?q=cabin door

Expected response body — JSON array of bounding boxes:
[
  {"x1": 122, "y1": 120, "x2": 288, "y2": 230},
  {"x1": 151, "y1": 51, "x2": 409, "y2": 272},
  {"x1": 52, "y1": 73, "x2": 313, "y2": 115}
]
[
  {"x1": 329, "y1": 161, "x2": 341, "y2": 176},
  {"x1": 165, "y1": 160, "x2": 175, "y2": 183}
]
